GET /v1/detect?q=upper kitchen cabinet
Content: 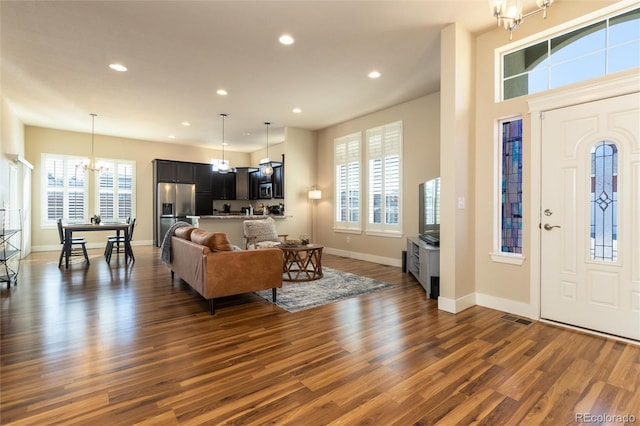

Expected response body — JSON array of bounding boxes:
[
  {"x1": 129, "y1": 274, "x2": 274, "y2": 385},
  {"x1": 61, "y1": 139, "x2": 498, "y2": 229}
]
[
  {"x1": 272, "y1": 165, "x2": 284, "y2": 199},
  {"x1": 155, "y1": 160, "x2": 194, "y2": 183},
  {"x1": 212, "y1": 171, "x2": 236, "y2": 200},
  {"x1": 234, "y1": 167, "x2": 258, "y2": 200},
  {"x1": 193, "y1": 163, "x2": 213, "y2": 192}
]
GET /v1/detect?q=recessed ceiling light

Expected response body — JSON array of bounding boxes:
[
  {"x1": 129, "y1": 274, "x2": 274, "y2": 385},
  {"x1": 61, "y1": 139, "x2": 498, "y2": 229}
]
[
  {"x1": 109, "y1": 63, "x2": 127, "y2": 72},
  {"x1": 279, "y1": 34, "x2": 294, "y2": 45},
  {"x1": 181, "y1": 121, "x2": 191, "y2": 127},
  {"x1": 292, "y1": 108, "x2": 302, "y2": 113},
  {"x1": 216, "y1": 89, "x2": 228, "y2": 96},
  {"x1": 368, "y1": 70, "x2": 381, "y2": 79},
  {"x1": 168, "y1": 135, "x2": 176, "y2": 139},
  {"x1": 242, "y1": 132, "x2": 252, "y2": 136}
]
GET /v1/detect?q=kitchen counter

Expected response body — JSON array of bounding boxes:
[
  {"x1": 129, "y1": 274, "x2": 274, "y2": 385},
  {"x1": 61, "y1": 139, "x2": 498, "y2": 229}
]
[
  {"x1": 195, "y1": 214, "x2": 288, "y2": 220},
  {"x1": 190, "y1": 214, "x2": 290, "y2": 247}
]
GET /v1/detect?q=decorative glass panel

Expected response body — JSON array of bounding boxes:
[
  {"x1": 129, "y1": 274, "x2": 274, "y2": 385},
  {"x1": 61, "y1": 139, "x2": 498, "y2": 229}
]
[
  {"x1": 590, "y1": 141, "x2": 618, "y2": 262},
  {"x1": 501, "y1": 119, "x2": 523, "y2": 254}
]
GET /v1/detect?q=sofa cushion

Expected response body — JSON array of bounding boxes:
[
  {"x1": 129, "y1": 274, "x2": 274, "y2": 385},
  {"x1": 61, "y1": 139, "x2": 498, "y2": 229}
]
[
  {"x1": 190, "y1": 229, "x2": 233, "y2": 252},
  {"x1": 174, "y1": 226, "x2": 196, "y2": 240},
  {"x1": 244, "y1": 217, "x2": 278, "y2": 243}
]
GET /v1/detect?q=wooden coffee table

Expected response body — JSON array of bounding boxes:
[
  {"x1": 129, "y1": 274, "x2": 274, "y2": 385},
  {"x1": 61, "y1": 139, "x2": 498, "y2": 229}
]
[{"x1": 280, "y1": 243, "x2": 323, "y2": 282}]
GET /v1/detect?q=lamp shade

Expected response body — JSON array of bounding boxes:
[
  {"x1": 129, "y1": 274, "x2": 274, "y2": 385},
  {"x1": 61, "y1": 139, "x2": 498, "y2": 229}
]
[{"x1": 308, "y1": 189, "x2": 322, "y2": 200}]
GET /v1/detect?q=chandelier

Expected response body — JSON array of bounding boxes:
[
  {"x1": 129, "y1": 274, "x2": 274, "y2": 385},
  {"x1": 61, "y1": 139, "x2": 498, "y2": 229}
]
[
  {"x1": 218, "y1": 113, "x2": 230, "y2": 174},
  {"x1": 260, "y1": 121, "x2": 274, "y2": 177},
  {"x1": 78, "y1": 113, "x2": 108, "y2": 173},
  {"x1": 489, "y1": 0, "x2": 553, "y2": 40}
]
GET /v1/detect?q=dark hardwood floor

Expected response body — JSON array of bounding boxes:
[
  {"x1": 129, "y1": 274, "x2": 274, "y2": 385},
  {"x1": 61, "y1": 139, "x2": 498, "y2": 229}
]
[{"x1": 1, "y1": 246, "x2": 639, "y2": 425}]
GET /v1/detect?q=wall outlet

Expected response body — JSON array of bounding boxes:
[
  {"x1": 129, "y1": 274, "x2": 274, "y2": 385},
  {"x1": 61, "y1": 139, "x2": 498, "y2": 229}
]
[
  {"x1": 346, "y1": 236, "x2": 350, "y2": 243},
  {"x1": 457, "y1": 197, "x2": 466, "y2": 209}
]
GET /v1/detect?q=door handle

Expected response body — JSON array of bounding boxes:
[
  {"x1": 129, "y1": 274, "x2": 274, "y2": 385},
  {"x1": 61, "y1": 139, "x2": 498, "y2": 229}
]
[{"x1": 543, "y1": 223, "x2": 561, "y2": 231}]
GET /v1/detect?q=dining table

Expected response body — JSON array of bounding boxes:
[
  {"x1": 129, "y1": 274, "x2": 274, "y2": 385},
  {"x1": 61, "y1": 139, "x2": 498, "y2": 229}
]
[{"x1": 63, "y1": 223, "x2": 133, "y2": 269}]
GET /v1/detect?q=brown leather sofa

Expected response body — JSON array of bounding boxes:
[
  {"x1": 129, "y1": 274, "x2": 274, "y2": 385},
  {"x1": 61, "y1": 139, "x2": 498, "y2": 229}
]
[{"x1": 167, "y1": 226, "x2": 283, "y2": 315}]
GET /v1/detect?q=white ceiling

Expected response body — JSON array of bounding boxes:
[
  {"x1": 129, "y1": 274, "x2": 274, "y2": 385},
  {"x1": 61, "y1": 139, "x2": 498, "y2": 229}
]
[{"x1": 2, "y1": 0, "x2": 509, "y2": 152}]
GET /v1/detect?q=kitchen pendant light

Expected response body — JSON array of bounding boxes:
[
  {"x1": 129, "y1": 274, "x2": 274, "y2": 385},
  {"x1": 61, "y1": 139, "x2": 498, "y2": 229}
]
[
  {"x1": 218, "y1": 113, "x2": 230, "y2": 174},
  {"x1": 260, "y1": 121, "x2": 274, "y2": 177},
  {"x1": 78, "y1": 113, "x2": 108, "y2": 173}
]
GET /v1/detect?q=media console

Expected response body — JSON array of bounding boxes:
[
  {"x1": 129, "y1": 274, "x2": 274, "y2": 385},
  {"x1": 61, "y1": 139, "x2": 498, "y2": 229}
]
[{"x1": 407, "y1": 237, "x2": 440, "y2": 299}]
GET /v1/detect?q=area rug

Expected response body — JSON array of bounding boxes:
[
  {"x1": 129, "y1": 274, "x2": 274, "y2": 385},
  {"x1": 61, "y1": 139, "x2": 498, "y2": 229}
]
[{"x1": 254, "y1": 267, "x2": 395, "y2": 313}]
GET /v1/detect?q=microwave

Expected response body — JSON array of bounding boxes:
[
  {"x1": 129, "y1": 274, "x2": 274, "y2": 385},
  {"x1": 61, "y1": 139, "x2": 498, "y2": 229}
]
[{"x1": 259, "y1": 183, "x2": 272, "y2": 199}]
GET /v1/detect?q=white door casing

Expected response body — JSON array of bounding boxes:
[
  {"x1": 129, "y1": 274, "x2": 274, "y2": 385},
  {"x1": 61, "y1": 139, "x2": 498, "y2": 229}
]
[{"x1": 539, "y1": 91, "x2": 639, "y2": 341}]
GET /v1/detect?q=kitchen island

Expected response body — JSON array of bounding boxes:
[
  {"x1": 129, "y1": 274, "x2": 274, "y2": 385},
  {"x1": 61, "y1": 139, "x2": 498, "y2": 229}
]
[{"x1": 191, "y1": 214, "x2": 289, "y2": 248}]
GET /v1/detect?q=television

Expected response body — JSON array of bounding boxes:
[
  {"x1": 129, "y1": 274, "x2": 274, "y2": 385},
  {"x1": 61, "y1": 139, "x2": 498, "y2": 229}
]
[{"x1": 419, "y1": 177, "x2": 440, "y2": 245}]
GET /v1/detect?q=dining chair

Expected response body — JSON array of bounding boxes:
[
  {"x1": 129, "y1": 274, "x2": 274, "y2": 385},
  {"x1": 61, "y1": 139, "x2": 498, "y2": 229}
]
[
  {"x1": 103, "y1": 217, "x2": 130, "y2": 258},
  {"x1": 105, "y1": 218, "x2": 136, "y2": 263},
  {"x1": 57, "y1": 218, "x2": 90, "y2": 268}
]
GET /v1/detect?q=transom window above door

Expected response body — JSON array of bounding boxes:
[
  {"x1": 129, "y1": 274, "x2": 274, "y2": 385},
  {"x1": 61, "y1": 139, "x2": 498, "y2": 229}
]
[{"x1": 501, "y1": 7, "x2": 639, "y2": 100}]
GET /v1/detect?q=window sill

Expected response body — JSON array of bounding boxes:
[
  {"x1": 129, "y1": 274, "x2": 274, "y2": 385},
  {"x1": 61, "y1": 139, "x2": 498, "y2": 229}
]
[
  {"x1": 365, "y1": 230, "x2": 403, "y2": 239},
  {"x1": 333, "y1": 228, "x2": 362, "y2": 234},
  {"x1": 490, "y1": 252, "x2": 525, "y2": 265}
]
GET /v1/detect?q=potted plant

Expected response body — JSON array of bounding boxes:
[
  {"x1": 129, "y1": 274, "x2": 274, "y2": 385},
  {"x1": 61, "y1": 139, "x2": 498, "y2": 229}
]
[{"x1": 92, "y1": 214, "x2": 101, "y2": 225}]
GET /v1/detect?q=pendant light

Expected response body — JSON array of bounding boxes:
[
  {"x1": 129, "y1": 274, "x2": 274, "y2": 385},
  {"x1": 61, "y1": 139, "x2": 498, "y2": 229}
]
[
  {"x1": 260, "y1": 121, "x2": 274, "y2": 177},
  {"x1": 218, "y1": 113, "x2": 230, "y2": 173},
  {"x1": 79, "y1": 113, "x2": 108, "y2": 173}
]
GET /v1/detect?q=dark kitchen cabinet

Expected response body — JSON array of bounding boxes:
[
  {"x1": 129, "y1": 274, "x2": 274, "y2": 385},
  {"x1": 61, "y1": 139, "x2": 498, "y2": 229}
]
[
  {"x1": 272, "y1": 165, "x2": 284, "y2": 199},
  {"x1": 234, "y1": 167, "x2": 257, "y2": 200},
  {"x1": 249, "y1": 170, "x2": 263, "y2": 200},
  {"x1": 155, "y1": 160, "x2": 194, "y2": 183},
  {"x1": 195, "y1": 192, "x2": 214, "y2": 215},
  {"x1": 194, "y1": 163, "x2": 213, "y2": 192},
  {"x1": 212, "y1": 171, "x2": 236, "y2": 200}
]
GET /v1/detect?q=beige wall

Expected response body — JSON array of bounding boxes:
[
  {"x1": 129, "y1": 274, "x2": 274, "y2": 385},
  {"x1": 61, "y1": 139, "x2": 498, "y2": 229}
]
[
  {"x1": 25, "y1": 126, "x2": 252, "y2": 250},
  {"x1": 282, "y1": 127, "x2": 316, "y2": 240},
  {"x1": 473, "y1": 0, "x2": 623, "y2": 314},
  {"x1": 316, "y1": 93, "x2": 440, "y2": 264}
]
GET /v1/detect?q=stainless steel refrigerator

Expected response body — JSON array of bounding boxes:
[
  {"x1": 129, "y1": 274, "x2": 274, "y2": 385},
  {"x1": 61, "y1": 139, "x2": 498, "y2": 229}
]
[{"x1": 156, "y1": 182, "x2": 195, "y2": 246}]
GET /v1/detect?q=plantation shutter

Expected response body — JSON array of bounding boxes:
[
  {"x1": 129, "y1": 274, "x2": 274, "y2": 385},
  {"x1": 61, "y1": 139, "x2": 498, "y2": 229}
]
[
  {"x1": 334, "y1": 132, "x2": 361, "y2": 232},
  {"x1": 366, "y1": 121, "x2": 402, "y2": 235}
]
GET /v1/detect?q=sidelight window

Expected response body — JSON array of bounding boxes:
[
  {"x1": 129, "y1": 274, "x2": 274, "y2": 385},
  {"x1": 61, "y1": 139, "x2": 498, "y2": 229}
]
[{"x1": 500, "y1": 118, "x2": 523, "y2": 254}]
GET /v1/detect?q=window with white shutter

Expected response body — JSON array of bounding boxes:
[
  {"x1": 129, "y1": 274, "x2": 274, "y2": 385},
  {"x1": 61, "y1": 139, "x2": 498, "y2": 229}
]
[
  {"x1": 95, "y1": 159, "x2": 135, "y2": 222},
  {"x1": 334, "y1": 132, "x2": 361, "y2": 232},
  {"x1": 41, "y1": 154, "x2": 89, "y2": 226},
  {"x1": 366, "y1": 121, "x2": 402, "y2": 236}
]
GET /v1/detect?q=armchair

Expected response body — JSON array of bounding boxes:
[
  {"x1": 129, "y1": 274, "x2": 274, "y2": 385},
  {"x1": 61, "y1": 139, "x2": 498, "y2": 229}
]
[{"x1": 243, "y1": 217, "x2": 288, "y2": 249}]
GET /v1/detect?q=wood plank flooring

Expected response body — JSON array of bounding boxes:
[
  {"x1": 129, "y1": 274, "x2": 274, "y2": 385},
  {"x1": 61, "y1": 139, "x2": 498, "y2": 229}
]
[{"x1": 1, "y1": 246, "x2": 639, "y2": 425}]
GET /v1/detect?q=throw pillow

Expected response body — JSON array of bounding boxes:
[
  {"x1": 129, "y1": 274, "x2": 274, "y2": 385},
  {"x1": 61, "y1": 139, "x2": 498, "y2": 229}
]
[{"x1": 174, "y1": 226, "x2": 196, "y2": 240}]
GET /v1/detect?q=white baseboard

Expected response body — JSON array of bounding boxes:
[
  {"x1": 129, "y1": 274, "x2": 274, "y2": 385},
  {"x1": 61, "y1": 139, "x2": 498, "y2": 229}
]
[
  {"x1": 437, "y1": 292, "x2": 476, "y2": 314},
  {"x1": 475, "y1": 292, "x2": 538, "y2": 320},
  {"x1": 32, "y1": 240, "x2": 154, "y2": 252},
  {"x1": 323, "y1": 247, "x2": 402, "y2": 267}
]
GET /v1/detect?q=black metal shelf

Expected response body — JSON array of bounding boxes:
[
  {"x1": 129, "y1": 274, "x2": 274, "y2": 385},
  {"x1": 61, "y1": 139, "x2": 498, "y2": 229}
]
[{"x1": 1, "y1": 209, "x2": 22, "y2": 289}]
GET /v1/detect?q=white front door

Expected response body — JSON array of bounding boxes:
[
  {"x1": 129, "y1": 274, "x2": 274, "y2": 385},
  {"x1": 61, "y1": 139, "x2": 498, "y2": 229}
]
[{"x1": 540, "y1": 92, "x2": 640, "y2": 341}]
